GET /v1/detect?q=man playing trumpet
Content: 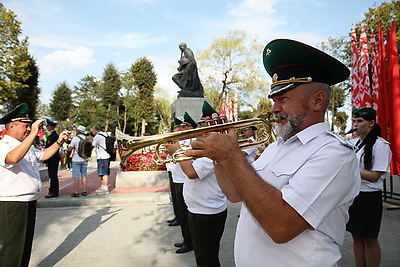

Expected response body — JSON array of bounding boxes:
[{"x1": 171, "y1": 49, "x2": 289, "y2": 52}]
[
  {"x1": 164, "y1": 108, "x2": 227, "y2": 267},
  {"x1": 184, "y1": 39, "x2": 361, "y2": 266}
]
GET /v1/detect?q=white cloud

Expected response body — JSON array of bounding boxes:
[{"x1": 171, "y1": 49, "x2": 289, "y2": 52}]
[
  {"x1": 226, "y1": 0, "x2": 285, "y2": 40},
  {"x1": 40, "y1": 46, "x2": 96, "y2": 74}
]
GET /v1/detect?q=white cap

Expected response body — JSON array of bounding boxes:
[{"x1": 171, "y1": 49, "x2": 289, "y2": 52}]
[{"x1": 76, "y1": 125, "x2": 86, "y2": 134}]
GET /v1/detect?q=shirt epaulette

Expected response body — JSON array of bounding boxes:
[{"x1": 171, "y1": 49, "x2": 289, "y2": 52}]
[
  {"x1": 326, "y1": 131, "x2": 356, "y2": 150},
  {"x1": 378, "y1": 137, "x2": 390, "y2": 145}
]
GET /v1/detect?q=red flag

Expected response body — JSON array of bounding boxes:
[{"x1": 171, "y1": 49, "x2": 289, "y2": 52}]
[
  {"x1": 370, "y1": 31, "x2": 380, "y2": 110},
  {"x1": 227, "y1": 95, "x2": 233, "y2": 121},
  {"x1": 387, "y1": 21, "x2": 400, "y2": 175},
  {"x1": 233, "y1": 93, "x2": 238, "y2": 122},
  {"x1": 351, "y1": 24, "x2": 360, "y2": 109},
  {"x1": 358, "y1": 25, "x2": 372, "y2": 108},
  {"x1": 377, "y1": 23, "x2": 389, "y2": 139}
]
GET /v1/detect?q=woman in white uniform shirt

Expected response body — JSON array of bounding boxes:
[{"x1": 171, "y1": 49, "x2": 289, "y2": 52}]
[{"x1": 346, "y1": 108, "x2": 392, "y2": 267}]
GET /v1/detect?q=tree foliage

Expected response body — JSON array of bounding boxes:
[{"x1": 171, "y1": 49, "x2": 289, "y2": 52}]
[
  {"x1": 8, "y1": 53, "x2": 40, "y2": 120},
  {"x1": 317, "y1": 37, "x2": 351, "y2": 134},
  {"x1": 131, "y1": 57, "x2": 156, "y2": 118},
  {"x1": 357, "y1": 0, "x2": 400, "y2": 55},
  {"x1": 0, "y1": 3, "x2": 31, "y2": 104},
  {"x1": 72, "y1": 75, "x2": 103, "y2": 128},
  {"x1": 130, "y1": 57, "x2": 157, "y2": 135},
  {"x1": 153, "y1": 86, "x2": 171, "y2": 133},
  {"x1": 50, "y1": 81, "x2": 73, "y2": 122},
  {"x1": 98, "y1": 63, "x2": 122, "y2": 132},
  {"x1": 197, "y1": 30, "x2": 269, "y2": 114}
]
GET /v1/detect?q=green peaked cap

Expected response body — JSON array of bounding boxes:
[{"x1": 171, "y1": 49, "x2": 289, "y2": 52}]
[
  {"x1": 352, "y1": 108, "x2": 376, "y2": 121},
  {"x1": 182, "y1": 112, "x2": 198, "y2": 128},
  {"x1": 200, "y1": 101, "x2": 218, "y2": 120},
  {"x1": 173, "y1": 117, "x2": 183, "y2": 126},
  {"x1": 0, "y1": 103, "x2": 32, "y2": 124},
  {"x1": 263, "y1": 39, "x2": 350, "y2": 98}
]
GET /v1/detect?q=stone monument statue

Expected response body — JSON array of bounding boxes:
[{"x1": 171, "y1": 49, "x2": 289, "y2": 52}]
[{"x1": 172, "y1": 43, "x2": 204, "y2": 98}]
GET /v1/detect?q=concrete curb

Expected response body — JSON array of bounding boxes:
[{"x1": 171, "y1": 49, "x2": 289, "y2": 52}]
[{"x1": 37, "y1": 192, "x2": 171, "y2": 208}]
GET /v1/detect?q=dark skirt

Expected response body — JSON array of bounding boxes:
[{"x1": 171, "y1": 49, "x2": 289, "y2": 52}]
[{"x1": 346, "y1": 191, "x2": 383, "y2": 239}]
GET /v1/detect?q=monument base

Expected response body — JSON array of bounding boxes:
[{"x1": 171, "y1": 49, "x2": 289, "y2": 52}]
[{"x1": 171, "y1": 97, "x2": 213, "y2": 122}]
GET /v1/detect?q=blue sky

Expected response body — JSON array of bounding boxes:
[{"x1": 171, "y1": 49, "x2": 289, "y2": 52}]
[{"x1": 3, "y1": 0, "x2": 386, "y2": 104}]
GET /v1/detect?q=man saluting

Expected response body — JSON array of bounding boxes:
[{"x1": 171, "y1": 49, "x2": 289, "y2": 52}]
[{"x1": 0, "y1": 103, "x2": 71, "y2": 267}]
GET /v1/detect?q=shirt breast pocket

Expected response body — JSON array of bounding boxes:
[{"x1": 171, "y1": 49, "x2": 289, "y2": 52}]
[{"x1": 269, "y1": 159, "x2": 307, "y2": 187}]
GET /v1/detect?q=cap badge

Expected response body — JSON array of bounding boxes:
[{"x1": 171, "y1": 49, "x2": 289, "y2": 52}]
[{"x1": 272, "y1": 73, "x2": 278, "y2": 83}]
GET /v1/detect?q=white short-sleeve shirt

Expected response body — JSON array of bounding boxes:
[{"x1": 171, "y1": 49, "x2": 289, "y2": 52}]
[
  {"x1": 92, "y1": 131, "x2": 111, "y2": 160},
  {"x1": 243, "y1": 136, "x2": 258, "y2": 163},
  {"x1": 183, "y1": 157, "x2": 227, "y2": 214},
  {"x1": 0, "y1": 135, "x2": 43, "y2": 201},
  {"x1": 351, "y1": 137, "x2": 392, "y2": 191},
  {"x1": 170, "y1": 162, "x2": 187, "y2": 183},
  {"x1": 234, "y1": 122, "x2": 360, "y2": 267}
]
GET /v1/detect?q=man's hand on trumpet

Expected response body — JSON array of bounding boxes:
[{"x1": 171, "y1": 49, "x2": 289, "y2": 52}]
[
  {"x1": 184, "y1": 113, "x2": 243, "y2": 163},
  {"x1": 163, "y1": 142, "x2": 181, "y2": 155}
]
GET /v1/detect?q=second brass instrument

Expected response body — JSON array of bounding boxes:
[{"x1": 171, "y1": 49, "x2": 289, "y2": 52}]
[{"x1": 116, "y1": 117, "x2": 277, "y2": 164}]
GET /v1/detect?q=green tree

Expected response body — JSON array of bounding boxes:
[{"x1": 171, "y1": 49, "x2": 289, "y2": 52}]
[
  {"x1": 36, "y1": 102, "x2": 50, "y2": 120},
  {"x1": 98, "y1": 63, "x2": 122, "y2": 132},
  {"x1": 317, "y1": 37, "x2": 351, "y2": 133},
  {"x1": 50, "y1": 81, "x2": 73, "y2": 122},
  {"x1": 197, "y1": 30, "x2": 269, "y2": 112},
  {"x1": 131, "y1": 57, "x2": 157, "y2": 136},
  {"x1": 72, "y1": 75, "x2": 103, "y2": 128},
  {"x1": 154, "y1": 86, "x2": 171, "y2": 133},
  {"x1": 0, "y1": 3, "x2": 30, "y2": 103},
  {"x1": 119, "y1": 69, "x2": 138, "y2": 134},
  {"x1": 358, "y1": 0, "x2": 400, "y2": 57},
  {"x1": 9, "y1": 53, "x2": 40, "y2": 120}
]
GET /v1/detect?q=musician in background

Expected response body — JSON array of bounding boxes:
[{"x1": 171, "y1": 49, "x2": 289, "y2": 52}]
[
  {"x1": 165, "y1": 107, "x2": 227, "y2": 266},
  {"x1": 241, "y1": 126, "x2": 258, "y2": 163},
  {"x1": 166, "y1": 117, "x2": 183, "y2": 227},
  {"x1": 166, "y1": 115, "x2": 194, "y2": 254},
  {"x1": 184, "y1": 39, "x2": 361, "y2": 266},
  {"x1": 346, "y1": 108, "x2": 392, "y2": 267}
]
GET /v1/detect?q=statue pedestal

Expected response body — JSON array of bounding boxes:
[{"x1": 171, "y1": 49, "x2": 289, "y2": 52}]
[{"x1": 171, "y1": 97, "x2": 213, "y2": 122}]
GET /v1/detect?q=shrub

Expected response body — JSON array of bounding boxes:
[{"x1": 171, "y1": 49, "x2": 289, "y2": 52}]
[{"x1": 120, "y1": 152, "x2": 167, "y2": 171}]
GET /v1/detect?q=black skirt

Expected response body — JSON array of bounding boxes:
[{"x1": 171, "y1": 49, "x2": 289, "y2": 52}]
[{"x1": 346, "y1": 191, "x2": 383, "y2": 239}]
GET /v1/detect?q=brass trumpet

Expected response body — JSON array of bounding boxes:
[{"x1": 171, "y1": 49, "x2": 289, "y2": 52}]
[{"x1": 116, "y1": 116, "x2": 277, "y2": 164}]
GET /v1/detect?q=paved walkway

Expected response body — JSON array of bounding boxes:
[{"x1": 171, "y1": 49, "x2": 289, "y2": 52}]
[{"x1": 30, "y1": 164, "x2": 400, "y2": 266}]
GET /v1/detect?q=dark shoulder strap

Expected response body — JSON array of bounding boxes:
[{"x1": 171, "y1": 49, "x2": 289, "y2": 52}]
[{"x1": 98, "y1": 133, "x2": 108, "y2": 138}]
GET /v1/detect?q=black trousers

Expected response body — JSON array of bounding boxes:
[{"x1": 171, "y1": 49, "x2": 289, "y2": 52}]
[
  {"x1": 168, "y1": 171, "x2": 178, "y2": 218},
  {"x1": 188, "y1": 209, "x2": 227, "y2": 267},
  {"x1": 0, "y1": 200, "x2": 37, "y2": 267},
  {"x1": 174, "y1": 183, "x2": 192, "y2": 247},
  {"x1": 47, "y1": 160, "x2": 60, "y2": 195}
]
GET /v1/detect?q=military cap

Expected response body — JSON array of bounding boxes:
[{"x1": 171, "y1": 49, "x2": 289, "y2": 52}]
[
  {"x1": 46, "y1": 118, "x2": 58, "y2": 127},
  {"x1": 263, "y1": 39, "x2": 350, "y2": 98},
  {"x1": 198, "y1": 101, "x2": 218, "y2": 122},
  {"x1": 181, "y1": 112, "x2": 198, "y2": 128},
  {"x1": 352, "y1": 108, "x2": 376, "y2": 121},
  {"x1": 0, "y1": 103, "x2": 32, "y2": 125},
  {"x1": 173, "y1": 117, "x2": 183, "y2": 128}
]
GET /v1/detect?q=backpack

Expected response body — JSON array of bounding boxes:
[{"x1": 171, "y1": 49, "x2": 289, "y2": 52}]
[
  {"x1": 99, "y1": 133, "x2": 117, "y2": 160},
  {"x1": 77, "y1": 136, "x2": 93, "y2": 159}
]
